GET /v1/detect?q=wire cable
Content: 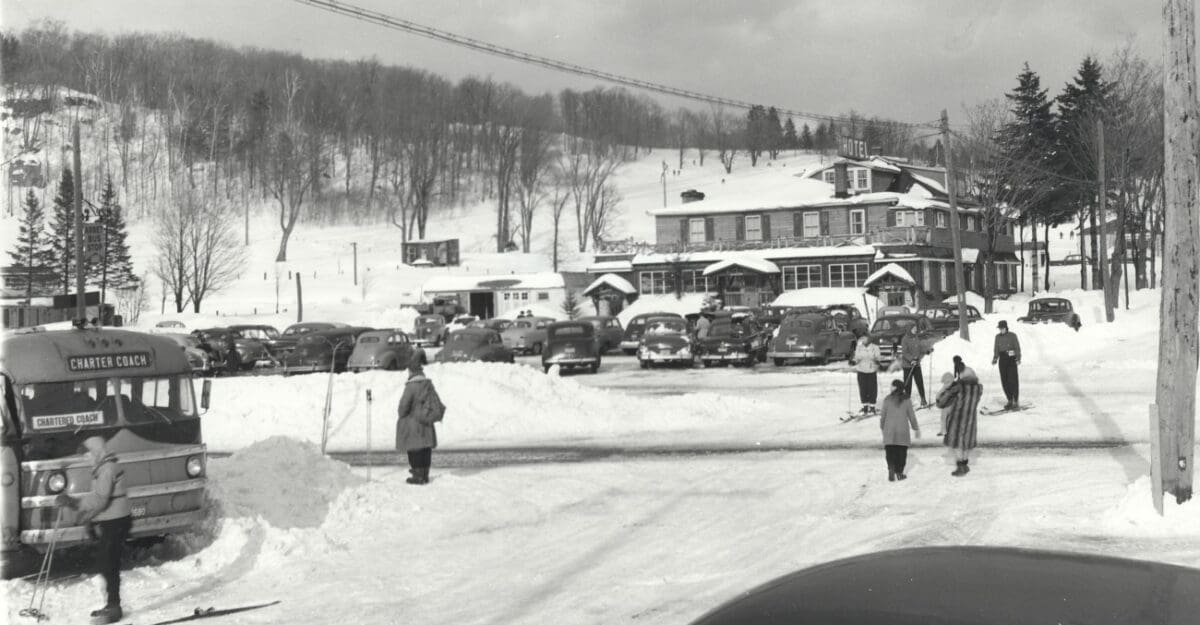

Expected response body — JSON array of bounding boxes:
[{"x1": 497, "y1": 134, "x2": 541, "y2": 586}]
[{"x1": 291, "y1": 0, "x2": 941, "y2": 130}]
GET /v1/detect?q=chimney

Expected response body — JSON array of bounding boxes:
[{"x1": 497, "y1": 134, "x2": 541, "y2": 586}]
[{"x1": 833, "y1": 162, "x2": 849, "y2": 198}]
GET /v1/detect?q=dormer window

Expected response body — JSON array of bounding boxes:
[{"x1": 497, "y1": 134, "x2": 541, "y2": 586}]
[
  {"x1": 854, "y1": 169, "x2": 869, "y2": 191},
  {"x1": 822, "y1": 170, "x2": 837, "y2": 184}
]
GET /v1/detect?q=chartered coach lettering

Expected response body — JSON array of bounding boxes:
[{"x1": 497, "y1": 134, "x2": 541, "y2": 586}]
[{"x1": 67, "y1": 352, "x2": 153, "y2": 372}]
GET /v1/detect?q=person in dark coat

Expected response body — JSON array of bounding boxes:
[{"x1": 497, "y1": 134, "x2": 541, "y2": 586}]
[
  {"x1": 879, "y1": 379, "x2": 921, "y2": 481},
  {"x1": 850, "y1": 332, "x2": 882, "y2": 415},
  {"x1": 992, "y1": 320, "x2": 1022, "y2": 409},
  {"x1": 937, "y1": 356, "x2": 983, "y2": 477},
  {"x1": 55, "y1": 435, "x2": 132, "y2": 624},
  {"x1": 900, "y1": 324, "x2": 930, "y2": 407},
  {"x1": 395, "y1": 354, "x2": 440, "y2": 485}
]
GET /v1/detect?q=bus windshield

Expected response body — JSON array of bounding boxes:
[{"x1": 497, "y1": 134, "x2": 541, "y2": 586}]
[{"x1": 18, "y1": 375, "x2": 197, "y2": 429}]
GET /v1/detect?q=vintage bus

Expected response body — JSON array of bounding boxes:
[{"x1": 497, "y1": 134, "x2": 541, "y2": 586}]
[{"x1": 0, "y1": 327, "x2": 210, "y2": 578}]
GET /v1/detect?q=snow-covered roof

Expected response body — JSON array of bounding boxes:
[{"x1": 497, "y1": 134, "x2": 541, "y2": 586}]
[
  {"x1": 863, "y1": 263, "x2": 916, "y2": 287},
  {"x1": 909, "y1": 172, "x2": 947, "y2": 195},
  {"x1": 423, "y1": 273, "x2": 564, "y2": 293},
  {"x1": 771, "y1": 288, "x2": 881, "y2": 317},
  {"x1": 586, "y1": 260, "x2": 633, "y2": 273},
  {"x1": 632, "y1": 245, "x2": 876, "y2": 266},
  {"x1": 648, "y1": 177, "x2": 835, "y2": 216},
  {"x1": 702, "y1": 257, "x2": 781, "y2": 276},
  {"x1": 961, "y1": 248, "x2": 980, "y2": 264},
  {"x1": 583, "y1": 273, "x2": 637, "y2": 296}
]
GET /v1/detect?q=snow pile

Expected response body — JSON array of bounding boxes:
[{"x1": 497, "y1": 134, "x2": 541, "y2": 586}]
[
  {"x1": 617, "y1": 294, "x2": 709, "y2": 326},
  {"x1": 207, "y1": 436, "x2": 365, "y2": 528},
  {"x1": 1097, "y1": 476, "x2": 1200, "y2": 536}
]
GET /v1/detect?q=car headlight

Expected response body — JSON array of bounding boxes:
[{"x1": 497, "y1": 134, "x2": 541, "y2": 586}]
[
  {"x1": 46, "y1": 471, "x2": 67, "y2": 493},
  {"x1": 186, "y1": 456, "x2": 204, "y2": 478}
]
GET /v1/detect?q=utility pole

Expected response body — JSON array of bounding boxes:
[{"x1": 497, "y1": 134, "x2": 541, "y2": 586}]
[
  {"x1": 72, "y1": 122, "x2": 86, "y2": 322},
  {"x1": 1098, "y1": 119, "x2": 1112, "y2": 322},
  {"x1": 296, "y1": 273, "x2": 304, "y2": 322},
  {"x1": 941, "y1": 110, "x2": 969, "y2": 341},
  {"x1": 352, "y1": 242, "x2": 358, "y2": 286},
  {"x1": 1152, "y1": 0, "x2": 1198, "y2": 509},
  {"x1": 661, "y1": 161, "x2": 668, "y2": 208}
]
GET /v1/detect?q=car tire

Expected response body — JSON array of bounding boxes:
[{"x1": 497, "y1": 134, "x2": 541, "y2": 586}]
[
  {"x1": 639, "y1": 360, "x2": 648, "y2": 369},
  {"x1": 384, "y1": 359, "x2": 397, "y2": 371},
  {"x1": 589, "y1": 362, "x2": 600, "y2": 374},
  {"x1": 773, "y1": 358, "x2": 785, "y2": 367}
]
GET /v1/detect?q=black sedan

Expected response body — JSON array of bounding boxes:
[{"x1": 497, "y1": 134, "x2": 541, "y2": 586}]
[
  {"x1": 697, "y1": 312, "x2": 768, "y2": 367},
  {"x1": 280, "y1": 327, "x2": 373, "y2": 374},
  {"x1": 434, "y1": 328, "x2": 515, "y2": 364},
  {"x1": 690, "y1": 546, "x2": 1200, "y2": 625},
  {"x1": 273, "y1": 321, "x2": 349, "y2": 357},
  {"x1": 636, "y1": 316, "x2": 696, "y2": 368},
  {"x1": 1019, "y1": 297, "x2": 1082, "y2": 331},
  {"x1": 542, "y1": 321, "x2": 601, "y2": 374}
]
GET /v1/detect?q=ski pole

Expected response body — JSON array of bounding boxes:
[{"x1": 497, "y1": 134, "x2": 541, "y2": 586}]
[
  {"x1": 21, "y1": 508, "x2": 63, "y2": 621},
  {"x1": 365, "y1": 388, "x2": 373, "y2": 482}
]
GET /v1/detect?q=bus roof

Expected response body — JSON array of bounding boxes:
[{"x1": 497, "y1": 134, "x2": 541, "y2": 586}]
[{"x1": 1, "y1": 329, "x2": 192, "y2": 384}]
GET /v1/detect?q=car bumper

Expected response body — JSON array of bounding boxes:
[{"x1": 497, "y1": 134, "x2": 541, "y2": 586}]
[
  {"x1": 413, "y1": 338, "x2": 438, "y2": 346},
  {"x1": 619, "y1": 340, "x2": 641, "y2": 350},
  {"x1": 639, "y1": 351, "x2": 692, "y2": 362},
  {"x1": 544, "y1": 357, "x2": 600, "y2": 366},
  {"x1": 702, "y1": 351, "x2": 750, "y2": 361},
  {"x1": 767, "y1": 349, "x2": 820, "y2": 359}
]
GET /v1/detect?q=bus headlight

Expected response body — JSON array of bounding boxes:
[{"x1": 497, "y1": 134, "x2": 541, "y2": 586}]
[
  {"x1": 46, "y1": 471, "x2": 67, "y2": 493},
  {"x1": 186, "y1": 456, "x2": 204, "y2": 478}
]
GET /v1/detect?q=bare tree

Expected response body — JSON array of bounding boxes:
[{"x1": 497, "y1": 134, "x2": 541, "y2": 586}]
[
  {"x1": 712, "y1": 106, "x2": 738, "y2": 174},
  {"x1": 114, "y1": 271, "x2": 150, "y2": 325},
  {"x1": 266, "y1": 70, "x2": 317, "y2": 262},
  {"x1": 152, "y1": 182, "x2": 192, "y2": 313},
  {"x1": 185, "y1": 191, "x2": 246, "y2": 312},
  {"x1": 561, "y1": 145, "x2": 623, "y2": 252},
  {"x1": 547, "y1": 167, "x2": 571, "y2": 272},
  {"x1": 516, "y1": 129, "x2": 554, "y2": 252}
]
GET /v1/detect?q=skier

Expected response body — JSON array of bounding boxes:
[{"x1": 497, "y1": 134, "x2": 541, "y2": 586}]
[
  {"x1": 55, "y1": 435, "x2": 131, "y2": 624},
  {"x1": 395, "y1": 352, "x2": 443, "y2": 485},
  {"x1": 992, "y1": 320, "x2": 1022, "y2": 410},
  {"x1": 899, "y1": 324, "x2": 930, "y2": 408},
  {"x1": 936, "y1": 355, "x2": 983, "y2": 477},
  {"x1": 849, "y1": 332, "x2": 882, "y2": 415},
  {"x1": 879, "y1": 379, "x2": 920, "y2": 482}
]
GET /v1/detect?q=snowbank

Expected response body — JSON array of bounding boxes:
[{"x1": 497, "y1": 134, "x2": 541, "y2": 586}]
[
  {"x1": 207, "y1": 437, "x2": 365, "y2": 528},
  {"x1": 1098, "y1": 476, "x2": 1200, "y2": 535}
]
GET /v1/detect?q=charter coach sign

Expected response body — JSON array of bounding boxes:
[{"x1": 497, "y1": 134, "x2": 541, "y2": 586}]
[{"x1": 67, "y1": 352, "x2": 153, "y2": 372}]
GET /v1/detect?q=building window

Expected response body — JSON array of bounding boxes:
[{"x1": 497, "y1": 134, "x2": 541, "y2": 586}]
[
  {"x1": 689, "y1": 218, "x2": 706, "y2": 241},
  {"x1": 854, "y1": 169, "x2": 869, "y2": 190},
  {"x1": 538, "y1": 292, "x2": 549, "y2": 300},
  {"x1": 823, "y1": 170, "x2": 836, "y2": 184},
  {"x1": 850, "y1": 209, "x2": 866, "y2": 235},
  {"x1": 745, "y1": 215, "x2": 762, "y2": 240},
  {"x1": 680, "y1": 270, "x2": 711, "y2": 293},
  {"x1": 782, "y1": 265, "x2": 822, "y2": 290},
  {"x1": 895, "y1": 210, "x2": 923, "y2": 226},
  {"x1": 521, "y1": 292, "x2": 529, "y2": 300},
  {"x1": 639, "y1": 271, "x2": 676, "y2": 295},
  {"x1": 828, "y1": 263, "x2": 870, "y2": 288},
  {"x1": 936, "y1": 211, "x2": 948, "y2": 228},
  {"x1": 802, "y1": 212, "x2": 820, "y2": 238}
]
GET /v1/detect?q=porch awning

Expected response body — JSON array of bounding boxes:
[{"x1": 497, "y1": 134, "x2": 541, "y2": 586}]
[
  {"x1": 582, "y1": 273, "x2": 637, "y2": 297},
  {"x1": 702, "y1": 257, "x2": 781, "y2": 277},
  {"x1": 960, "y1": 248, "x2": 980, "y2": 264},
  {"x1": 863, "y1": 263, "x2": 916, "y2": 288}
]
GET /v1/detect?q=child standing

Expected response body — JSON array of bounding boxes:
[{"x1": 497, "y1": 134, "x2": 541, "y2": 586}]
[{"x1": 879, "y1": 379, "x2": 921, "y2": 481}]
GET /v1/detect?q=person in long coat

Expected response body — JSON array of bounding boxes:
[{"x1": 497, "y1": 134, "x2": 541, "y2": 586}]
[
  {"x1": 395, "y1": 356, "x2": 439, "y2": 485},
  {"x1": 936, "y1": 355, "x2": 982, "y2": 477},
  {"x1": 850, "y1": 333, "x2": 882, "y2": 415},
  {"x1": 879, "y1": 379, "x2": 921, "y2": 481}
]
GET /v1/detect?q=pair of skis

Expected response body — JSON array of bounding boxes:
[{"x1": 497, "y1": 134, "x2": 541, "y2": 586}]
[
  {"x1": 980, "y1": 402, "x2": 1034, "y2": 416},
  {"x1": 840, "y1": 403, "x2": 934, "y2": 423},
  {"x1": 111, "y1": 601, "x2": 280, "y2": 625}
]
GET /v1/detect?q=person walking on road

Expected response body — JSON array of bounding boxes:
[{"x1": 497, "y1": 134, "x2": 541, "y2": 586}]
[
  {"x1": 879, "y1": 379, "x2": 921, "y2": 482},
  {"x1": 55, "y1": 435, "x2": 131, "y2": 624},
  {"x1": 937, "y1": 356, "x2": 983, "y2": 477},
  {"x1": 850, "y1": 332, "x2": 882, "y2": 415},
  {"x1": 992, "y1": 320, "x2": 1022, "y2": 409},
  {"x1": 900, "y1": 324, "x2": 930, "y2": 408},
  {"x1": 395, "y1": 351, "x2": 444, "y2": 485}
]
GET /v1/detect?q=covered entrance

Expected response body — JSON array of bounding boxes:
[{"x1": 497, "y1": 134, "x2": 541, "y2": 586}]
[
  {"x1": 864, "y1": 263, "x2": 918, "y2": 308},
  {"x1": 468, "y1": 292, "x2": 494, "y2": 318},
  {"x1": 702, "y1": 257, "x2": 780, "y2": 308},
  {"x1": 582, "y1": 274, "x2": 637, "y2": 316}
]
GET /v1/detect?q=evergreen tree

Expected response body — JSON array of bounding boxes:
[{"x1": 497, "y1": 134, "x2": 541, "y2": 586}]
[
  {"x1": 998, "y1": 63, "x2": 1059, "y2": 211},
  {"x1": 745, "y1": 105, "x2": 766, "y2": 166},
  {"x1": 766, "y1": 107, "x2": 784, "y2": 158},
  {"x1": 7, "y1": 189, "x2": 56, "y2": 302},
  {"x1": 813, "y1": 122, "x2": 828, "y2": 151},
  {"x1": 561, "y1": 290, "x2": 582, "y2": 319},
  {"x1": 49, "y1": 167, "x2": 76, "y2": 294},
  {"x1": 799, "y1": 123, "x2": 814, "y2": 150},
  {"x1": 783, "y1": 117, "x2": 799, "y2": 150},
  {"x1": 95, "y1": 175, "x2": 137, "y2": 303}
]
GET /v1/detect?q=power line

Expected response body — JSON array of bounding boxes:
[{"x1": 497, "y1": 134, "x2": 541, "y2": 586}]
[{"x1": 291, "y1": 0, "x2": 940, "y2": 131}]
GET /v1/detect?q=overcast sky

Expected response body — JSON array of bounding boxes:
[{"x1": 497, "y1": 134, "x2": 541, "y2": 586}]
[{"x1": 3, "y1": 0, "x2": 1179, "y2": 124}]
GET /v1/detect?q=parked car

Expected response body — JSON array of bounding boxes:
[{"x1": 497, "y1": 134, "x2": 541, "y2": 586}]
[
  {"x1": 226, "y1": 324, "x2": 283, "y2": 356},
  {"x1": 155, "y1": 320, "x2": 186, "y2": 329},
  {"x1": 620, "y1": 312, "x2": 684, "y2": 355},
  {"x1": 688, "y1": 546, "x2": 1200, "y2": 625},
  {"x1": 280, "y1": 327, "x2": 372, "y2": 374},
  {"x1": 412, "y1": 314, "x2": 447, "y2": 347},
  {"x1": 697, "y1": 311, "x2": 768, "y2": 367},
  {"x1": 820, "y1": 303, "x2": 871, "y2": 337},
  {"x1": 1019, "y1": 297, "x2": 1082, "y2": 331},
  {"x1": 347, "y1": 329, "x2": 421, "y2": 372},
  {"x1": 577, "y1": 315, "x2": 624, "y2": 353},
  {"x1": 501, "y1": 316, "x2": 555, "y2": 355},
  {"x1": 434, "y1": 327, "x2": 515, "y2": 364},
  {"x1": 158, "y1": 333, "x2": 212, "y2": 375},
  {"x1": 867, "y1": 314, "x2": 939, "y2": 367},
  {"x1": 750, "y1": 305, "x2": 793, "y2": 333},
  {"x1": 920, "y1": 304, "x2": 983, "y2": 336},
  {"x1": 415, "y1": 295, "x2": 465, "y2": 321},
  {"x1": 636, "y1": 316, "x2": 696, "y2": 368},
  {"x1": 878, "y1": 305, "x2": 911, "y2": 317},
  {"x1": 441, "y1": 315, "x2": 480, "y2": 343},
  {"x1": 191, "y1": 327, "x2": 272, "y2": 370},
  {"x1": 542, "y1": 321, "x2": 602, "y2": 373},
  {"x1": 469, "y1": 318, "x2": 514, "y2": 333},
  {"x1": 768, "y1": 311, "x2": 856, "y2": 366},
  {"x1": 274, "y1": 321, "x2": 349, "y2": 356}
]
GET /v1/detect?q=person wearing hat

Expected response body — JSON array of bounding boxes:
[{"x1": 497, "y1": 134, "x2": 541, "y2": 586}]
[
  {"x1": 938, "y1": 356, "x2": 983, "y2": 476},
  {"x1": 849, "y1": 331, "x2": 882, "y2": 415},
  {"x1": 55, "y1": 435, "x2": 131, "y2": 623},
  {"x1": 879, "y1": 379, "x2": 921, "y2": 481},
  {"x1": 992, "y1": 320, "x2": 1022, "y2": 410},
  {"x1": 395, "y1": 349, "x2": 443, "y2": 485}
]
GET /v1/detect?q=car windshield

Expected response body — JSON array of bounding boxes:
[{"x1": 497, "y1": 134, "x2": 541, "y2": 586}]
[
  {"x1": 551, "y1": 326, "x2": 587, "y2": 337},
  {"x1": 284, "y1": 326, "x2": 318, "y2": 336},
  {"x1": 1032, "y1": 300, "x2": 1070, "y2": 312},
  {"x1": 417, "y1": 318, "x2": 441, "y2": 326},
  {"x1": 359, "y1": 336, "x2": 381, "y2": 344},
  {"x1": 646, "y1": 320, "x2": 686, "y2": 335},
  {"x1": 872, "y1": 318, "x2": 917, "y2": 332}
]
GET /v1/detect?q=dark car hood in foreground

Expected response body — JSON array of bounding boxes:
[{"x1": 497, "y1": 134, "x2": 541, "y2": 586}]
[{"x1": 690, "y1": 546, "x2": 1200, "y2": 625}]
